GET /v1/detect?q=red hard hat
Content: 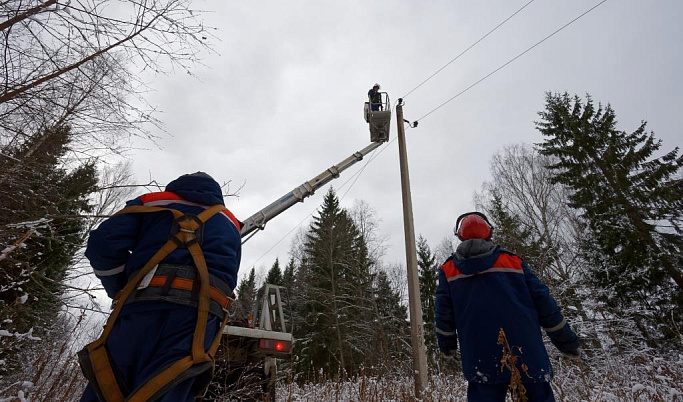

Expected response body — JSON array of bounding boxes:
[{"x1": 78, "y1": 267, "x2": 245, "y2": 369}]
[{"x1": 454, "y1": 212, "x2": 493, "y2": 241}]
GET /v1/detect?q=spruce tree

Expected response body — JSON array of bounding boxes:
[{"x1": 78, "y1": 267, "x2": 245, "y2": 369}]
[
  {"x1": 0, "y1": 125, "x2": 97, "y2": 375},
  {"x1": 234, "y1": 267, "x2": 257, "y2": 324},
  {"x1": 417, "y1": 236, "x2": 438, "y2": 366},
  {"x1": 371, "y1": 270, "x2": 410, "y2": 369},
  {"x1": 280, "y1": 257, "x2": 296, "y2": 332},
  {"x1": 291, "y1": 256, "x2": 316, "y2": 377},
  {"x1": 346, "y1": 225, "x2": 376, "y2": 370},
  {"x1": 0, "y1": 125, "x2": 96, "y2": 328},
  {"x1": 265, "y1": 258, "x2": 283, "y2": 286},
  {"x1": 294, "y1": 189, "x2": 348, "y2": 376},
  {"x1": 536, "y1": 92, "x2": 683, "y2": 341},
  {"x1": 293, "y1": 188, "x2": 373, "y2": 377},
  {"x1": 282, "y1": 258, "x2": 296, "y2": 290}
]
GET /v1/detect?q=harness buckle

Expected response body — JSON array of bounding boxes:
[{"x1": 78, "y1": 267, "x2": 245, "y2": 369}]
[
  {"x1": 223, "y1": 295, "x2": 236, "y2": 317},
  {"x1": 169, "y1": 214, "x2": 204, "y2": 248}
]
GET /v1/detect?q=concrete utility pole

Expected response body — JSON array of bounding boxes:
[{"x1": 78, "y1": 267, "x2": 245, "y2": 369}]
[{"x1": 396, "y1": 99, "x2": 429, "y2": 397}]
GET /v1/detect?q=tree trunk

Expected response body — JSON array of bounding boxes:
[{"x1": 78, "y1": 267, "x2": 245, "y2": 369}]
[{"x1": 329, "y1": 261, "x2": 346, "y2": 377}]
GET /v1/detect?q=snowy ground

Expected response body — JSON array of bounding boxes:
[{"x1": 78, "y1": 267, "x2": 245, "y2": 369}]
[
  {"x1": 1, "y1": 339, "x2": 681, "y2": 401},
  {"x1": 276, "y1": 354, "x2": 683, "y2": 402}
]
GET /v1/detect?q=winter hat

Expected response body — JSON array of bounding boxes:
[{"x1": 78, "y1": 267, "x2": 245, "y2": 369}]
[{"x1": 165, "y1": 171, "x2": 224, "y2": 206}]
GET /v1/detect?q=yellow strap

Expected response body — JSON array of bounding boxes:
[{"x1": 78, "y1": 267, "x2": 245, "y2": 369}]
[
  {"x1": 102, "y1": 203, "x2": 218, "y2": 347},
  {"x1": 188, "y1": 241, "x2": 211, "y2": 363},
  {"x1": 196, "y1": 204, "x2": 226, "y2": 222},
  {"x1": 124, "y1": 204, "x2": 225, "y2": 400},
  {"x1": 88, "y1": 346, "x2": 126, "y2": 402},
  {"x1": 85, "y1": 204, "x2": 229, "y2": 401},
  {"x1": 185, "y1": 204, "x2": 225, "y2": 364},
  {"x1": 208, "y1": 301, "x2": 232, "y2": 358},
  {"x1": 127, "y1": 356, "x2": 195, "y2": 402}
]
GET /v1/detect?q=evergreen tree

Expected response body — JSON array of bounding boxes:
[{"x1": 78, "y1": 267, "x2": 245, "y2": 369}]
[
  {"x1": 293, "y1": 188, "x2": 374, "y2": 377},
  {"x1": 282, "y1": 258, "x2": 296, "y2": 290},
  {"x1": 265, "y1": 258, "x2": 283, "y2": 286},
  {"x1": 279, "y1": 257, "x2": 296, "y2": 334},
  {"x1": 0, "y1": 126, "x2": 96, "y2": 327},
  {"x1": 346, "y1": 221, "x2": 376, "y2": 370},
  {"x1": 291, "y1": 256, "x2": 316, "y2": 377},
  {"x1": 371, "y1": 270, "x2": 410, "y2": 370},
  {"x1": 234, "y1": 267, "x2": 257, "y2": 324},
  {"x1": 485, "y1": 192, "x2": 547, "y2": 280},
  {"x1": 417, "y1": 236, "x2": 438, "y2": 367},
  {"x1": 0, "y1": 125, "x2": 97, "y2": 374},
  {"x1": 536, "y1": 92, "x2": 683, "y2": 342}
]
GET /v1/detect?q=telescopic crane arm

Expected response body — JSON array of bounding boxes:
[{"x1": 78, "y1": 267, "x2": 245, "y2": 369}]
[{"x1": 240, "y1": 141, "x2": 383, "y2": 242}]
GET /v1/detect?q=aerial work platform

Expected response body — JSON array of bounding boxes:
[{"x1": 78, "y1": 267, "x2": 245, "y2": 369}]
[{"x1": 364, "y1": 92, "x2": 391, "y2": 142}]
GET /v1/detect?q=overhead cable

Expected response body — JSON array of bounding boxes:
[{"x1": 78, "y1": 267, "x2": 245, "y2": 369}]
[
  {"x1": 401, "y1": 0, "x2": 535, "y2": 100},
  {"x1": 416, "y1": 0, "x2": 608, "y2": 123}
]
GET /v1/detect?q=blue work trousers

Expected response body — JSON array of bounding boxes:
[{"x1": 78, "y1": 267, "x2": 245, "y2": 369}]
[{"x1": 80, "y1": 306, "x2": 219, "y2": 402}]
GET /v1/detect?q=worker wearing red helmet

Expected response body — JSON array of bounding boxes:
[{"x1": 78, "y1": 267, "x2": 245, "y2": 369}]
[{"x1": 435, "y1": 212, "x2": 580, "y2": 402}]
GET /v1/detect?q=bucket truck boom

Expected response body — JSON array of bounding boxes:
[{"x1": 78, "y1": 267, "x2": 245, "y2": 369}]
[{"x1": 240, "y1": 140, "x2": 384, "y2": 241}]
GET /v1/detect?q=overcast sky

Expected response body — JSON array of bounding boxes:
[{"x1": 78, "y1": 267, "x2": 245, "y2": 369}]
[{"x1": 124, "y1": 0, "x2": 683, "y2": 283}]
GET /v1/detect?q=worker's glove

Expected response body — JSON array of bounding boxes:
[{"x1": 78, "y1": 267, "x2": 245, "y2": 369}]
[{"x1": 561, "y1": 347, "x2": 582, "y2": 360}]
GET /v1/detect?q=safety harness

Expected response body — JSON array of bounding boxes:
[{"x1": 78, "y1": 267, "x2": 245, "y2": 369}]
[{"x1": 78, "y1": 204, "x2": 236, "y2": 402}]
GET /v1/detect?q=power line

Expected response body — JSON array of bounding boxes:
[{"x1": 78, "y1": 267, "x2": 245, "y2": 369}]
[
  {"x1": 416, "y1": 0, "x2": 608, "y2": 123},
  {"x1": 339, "y1": 143, "x2": 386, "y2": 201},
  {"x1": 401, "y1": 0, "x2": 535, "y2": 100}
]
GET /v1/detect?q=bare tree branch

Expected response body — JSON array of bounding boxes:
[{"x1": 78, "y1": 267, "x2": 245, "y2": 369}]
[{"x1": 0, "y1": 0, "x2": 57, "y2": 32}]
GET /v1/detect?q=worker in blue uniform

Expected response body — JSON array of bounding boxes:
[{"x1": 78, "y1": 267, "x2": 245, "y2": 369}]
[
  {"x1": 435, "y1": 212, "x2": 580, "y2": 402},
  {"x1": 80, "y1": 172, "x2": 242, "y2": 402},
  {"x1": 368, "y1": 83, "x2": 382, "y2": 111}
]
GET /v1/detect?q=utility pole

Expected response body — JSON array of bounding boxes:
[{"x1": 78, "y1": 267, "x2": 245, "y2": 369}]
[{"x1": 396, "y1": 98, "x2": 428, "y2": 397}]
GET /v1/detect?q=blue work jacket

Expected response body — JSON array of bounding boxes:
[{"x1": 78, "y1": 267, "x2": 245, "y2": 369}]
[
  {"x1": 435, "y1": 241, "x2": 579, "y2": 384},
  {"x1": 85, "y1": 173, "x2": 242, "y2": 302}
]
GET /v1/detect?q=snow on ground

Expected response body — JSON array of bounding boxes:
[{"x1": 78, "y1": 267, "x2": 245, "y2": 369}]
[{"x1": 277, "y1": 354, "x2": 683, "y2": 401}]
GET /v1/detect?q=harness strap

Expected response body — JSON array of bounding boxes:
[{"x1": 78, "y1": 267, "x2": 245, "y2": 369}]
[
  {"x1": 81, "y1": 346, "x2": 126, "y2": 402},
  {"x1": 208, "y1": 303, "x2": 231, "y2": 358},
  {"x1": 128, "y1": 356, "x2": 195, "y2": 401},
  {"x1": 82, "y1": 204, "x2": 229, "y2": 402},
  {"x1": 115, "y1": 275, "x2": 232, "y2": 312},
  {"x1": 128, "y1": 204, "x2": 224, "y2": 401},
  {"x1": 189, "y1": 238, "x2": 211, "y2": 363}
]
